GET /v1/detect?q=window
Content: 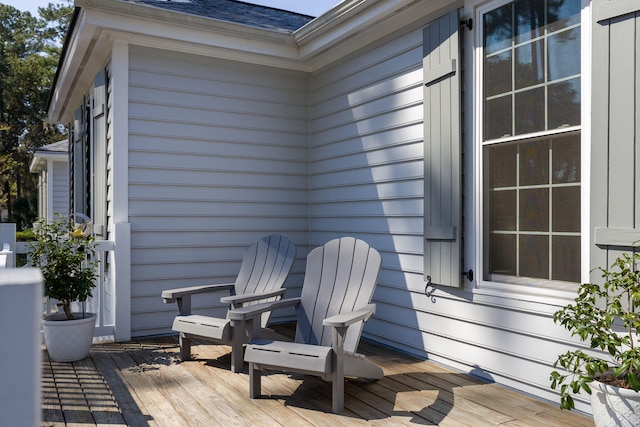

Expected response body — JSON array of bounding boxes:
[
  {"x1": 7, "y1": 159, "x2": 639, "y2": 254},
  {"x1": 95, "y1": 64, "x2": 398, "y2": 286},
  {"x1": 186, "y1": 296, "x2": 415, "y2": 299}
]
[{"x1": 480, "y1": 0, "x2": 582, "y2": 285}]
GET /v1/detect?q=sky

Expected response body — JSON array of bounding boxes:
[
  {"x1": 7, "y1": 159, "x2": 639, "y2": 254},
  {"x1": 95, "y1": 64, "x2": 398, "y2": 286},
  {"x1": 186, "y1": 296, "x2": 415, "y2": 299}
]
[{"x1": 0, "y1": 0, "x2": 341, "y2": 17}]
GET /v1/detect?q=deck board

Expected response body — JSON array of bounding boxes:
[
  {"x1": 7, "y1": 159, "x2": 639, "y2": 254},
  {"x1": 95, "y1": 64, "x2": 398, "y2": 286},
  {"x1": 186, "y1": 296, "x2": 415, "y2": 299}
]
[{"x1": 41, "y1": 324, "x2": 594, "y2": 426}]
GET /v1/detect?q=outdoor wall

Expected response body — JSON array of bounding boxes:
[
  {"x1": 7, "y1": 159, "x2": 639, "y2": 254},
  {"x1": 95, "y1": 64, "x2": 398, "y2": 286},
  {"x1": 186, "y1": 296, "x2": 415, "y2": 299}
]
[
  {"x1": 51, "y1": 161, "x2": 69, "y2": 218},
  {"x1": 127, "y1": 46, "x2": 309, "y2": 336},
  {"x1": 308, "y1": 16, "x2": 588, "y2": 411},
  {"x1": 309, "y1": 26, "x2": 427, "y2": 349}
]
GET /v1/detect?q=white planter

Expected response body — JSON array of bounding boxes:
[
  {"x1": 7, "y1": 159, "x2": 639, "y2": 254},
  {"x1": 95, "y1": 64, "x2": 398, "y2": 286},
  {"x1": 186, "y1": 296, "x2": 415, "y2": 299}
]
[
  {"x1": 42, "y1": 313, "x2": 96, "y2": 362},
  {"x1": 590, "y1": 379, "x2": 640, "y2": 427}
]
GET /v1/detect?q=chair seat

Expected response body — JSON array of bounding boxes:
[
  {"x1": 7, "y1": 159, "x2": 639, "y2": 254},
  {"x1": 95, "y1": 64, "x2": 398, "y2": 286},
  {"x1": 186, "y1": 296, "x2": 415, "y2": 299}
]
[
  {"x1": 245, "y1": 339, "x2": 332, "y2": 375},
  {"x1": 173, "y1": 315, "x2": 231, "y2": 342}
]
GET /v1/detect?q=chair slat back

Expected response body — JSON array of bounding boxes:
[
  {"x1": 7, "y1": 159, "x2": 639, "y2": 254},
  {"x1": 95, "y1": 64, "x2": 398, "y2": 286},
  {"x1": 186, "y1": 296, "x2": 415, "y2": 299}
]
[
  {"x1": 234, "y1": 235, "x2": 296, "y2": 325},
  {"x1": 295, "y1": 237, "x2": 381, "y2": 353}
]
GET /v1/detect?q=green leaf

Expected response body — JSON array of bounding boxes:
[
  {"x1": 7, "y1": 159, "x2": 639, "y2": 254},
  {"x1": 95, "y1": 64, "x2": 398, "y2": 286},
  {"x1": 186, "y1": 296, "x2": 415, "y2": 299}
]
[{"x1": 628, "y1": 372, "x2": 640, "y2": 392}]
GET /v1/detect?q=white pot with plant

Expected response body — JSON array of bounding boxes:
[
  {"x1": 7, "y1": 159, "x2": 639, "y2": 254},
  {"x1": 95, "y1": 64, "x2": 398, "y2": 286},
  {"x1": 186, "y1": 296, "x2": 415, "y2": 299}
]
[
  {"x1": 550, "y1": 251, "x2": 640, "y2": 427},
  {"x1": 30, "y1": 213, "x2": 98, "y2": 362}
]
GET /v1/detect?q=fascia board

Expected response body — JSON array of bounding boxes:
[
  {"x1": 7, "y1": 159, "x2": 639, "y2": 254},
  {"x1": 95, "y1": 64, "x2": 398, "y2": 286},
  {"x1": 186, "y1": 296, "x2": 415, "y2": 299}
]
[
  {"x1": 49, "y1": 3, "x2": 308, "y2": 123},
  {"x1": 28, "y1": 157, "x2": 44, "y2": 174},
  {"x1": 47, "y1": 12, "x2": 99, "y2": 123},
  {"x1": 29, "y1": 152, "x2": 66, "y2": 173},
  {"x1": 295, "y1": 0, "x2": 463, "y2": 70},
  {"x1": 295, "y1": 0, "x2": 411, "y2": 48},
  {"x1": 85, "y1": 8, "x2": 305, "y2": 70},
  {"x1": 49, "y1": 0, "x2": 466, "y2": 123}
]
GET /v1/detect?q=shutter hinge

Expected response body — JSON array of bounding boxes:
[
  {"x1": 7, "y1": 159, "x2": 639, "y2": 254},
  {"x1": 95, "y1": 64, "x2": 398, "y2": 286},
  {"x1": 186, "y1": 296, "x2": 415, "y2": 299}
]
[
  {"x1": 460, "y1": 18, "x2": 473, "y2": 31},
  {"x1": 462, "y1": 269, "x2": 474, "y2": 282}
]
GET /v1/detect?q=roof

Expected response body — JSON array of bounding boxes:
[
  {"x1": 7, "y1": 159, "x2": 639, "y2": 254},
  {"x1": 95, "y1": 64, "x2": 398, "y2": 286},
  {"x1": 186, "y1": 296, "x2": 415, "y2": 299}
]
[
  {"x1": 34, "y1": 140, "x2": 69, "y2": 154},
  {"x1": 119, "y1": 0, "x2": 314, "y2": 32},
  {"x1": 30, "y1": 140, "x2": 69, "y2": 173}
]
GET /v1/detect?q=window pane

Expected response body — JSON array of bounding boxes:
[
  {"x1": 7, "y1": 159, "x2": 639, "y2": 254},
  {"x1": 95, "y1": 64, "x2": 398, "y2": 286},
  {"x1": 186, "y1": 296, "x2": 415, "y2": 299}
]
[
  {"x1": 485, "y1": 3, "x2": 513, "y2": 54},
  {"x1": 490, "y1": 190, "x2": 517, "y2": 231},
  {"x1": 520, "y1": 235, "x2": 549, "y2": 279},
  {"x1": 515, "y1": 87, "x2": 545, "y2": 134},
  {"x1": 548, "y1": 27, "x2": 580, "y2": 81},
  {"x1": 482, "y1": 0, "x2": 582, "y2": 286},
  {"x1": 520, "y1": 188, "x2": 549, "y2": 231},
  {"x1": 515, "y1": 0, "x2": 545, "y2": 44},
  {"x1": 488, "y1": 143, "x2": 517, "y2": 187},
  {"x1": 552, "y1": 235, "x2": 581, "y2": 282},
  {"x1": 485, "y1": 95, "x2": 512, "y2": 140},
  {"x1": 515, "y1": 41, "x2": 545, "y2": 90},
  {"x1": 490, "y1": 234, "x2": 517, "y2": 275},
  {"x1": 552, "y1": 134, "x2": 580, "y2": 183},
  {"x1": 520, "y1": 139, "x2": 549, "y2": 185},
  {"x1": 548, "y1": 78, "x2": 580, "y2": 129},
  {"x1": 485, "y1": 51, "x2": 512, "y2": 96},
  {"x1": 553, "y1": 187, "x2": 580, "y2": 232},
  {"x1": 547, "y1": 0, "x2": 581, "y2": 33}
]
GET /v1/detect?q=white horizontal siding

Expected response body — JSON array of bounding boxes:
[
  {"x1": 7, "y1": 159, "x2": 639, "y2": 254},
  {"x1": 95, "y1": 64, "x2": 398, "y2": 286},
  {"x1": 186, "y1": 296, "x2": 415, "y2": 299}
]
[
  {"x1": 51, "y1": 161, "x2": 69, "y2": 217},
  {"x1": 309, "y1": 25, "x2": 583, "y2": 410},
  {"x1": 309, "y1": 27, "x2": 424, "y2": 240},
  {"x1": 127, "y1": 46, "x2": 309, "y2": 336}
]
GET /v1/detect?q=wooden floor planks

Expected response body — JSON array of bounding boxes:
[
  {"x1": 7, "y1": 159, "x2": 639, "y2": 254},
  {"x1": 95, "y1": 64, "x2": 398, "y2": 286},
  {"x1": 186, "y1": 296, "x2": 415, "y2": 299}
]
[{"x1": 41, "y1": 324, "x2": 594, "y2": 427}]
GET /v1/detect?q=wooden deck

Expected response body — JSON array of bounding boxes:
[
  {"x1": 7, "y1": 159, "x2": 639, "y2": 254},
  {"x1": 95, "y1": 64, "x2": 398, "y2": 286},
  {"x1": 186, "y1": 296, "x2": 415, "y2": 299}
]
[{"x1": 41, "y1": 324, "x2": 594, "y2": 427}]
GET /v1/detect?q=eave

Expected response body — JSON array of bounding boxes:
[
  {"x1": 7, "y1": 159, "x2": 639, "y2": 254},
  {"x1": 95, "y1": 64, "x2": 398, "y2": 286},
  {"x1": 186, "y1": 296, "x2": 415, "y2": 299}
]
[
  {"x1": 29, "y1": 150, "x2": 68, "y2": 174},
  {"x1": 48, "y1": 0, "x2": 461, "y2": 123}
]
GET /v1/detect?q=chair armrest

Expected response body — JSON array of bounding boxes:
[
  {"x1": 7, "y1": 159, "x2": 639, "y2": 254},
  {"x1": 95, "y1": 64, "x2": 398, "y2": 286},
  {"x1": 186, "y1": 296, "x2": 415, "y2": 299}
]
[
  {"x1": 323, "y1": 303, "x2": 376, "y2": 328},
  {"x1": 228, "y1": 297, "x2": 301, "y2": 322},
  {"x1": 161, "y1": 283, "x2": 234, "y2": 303},
  {"x1": 220, "y1": 288, "x2": 286, "y2": 306}
]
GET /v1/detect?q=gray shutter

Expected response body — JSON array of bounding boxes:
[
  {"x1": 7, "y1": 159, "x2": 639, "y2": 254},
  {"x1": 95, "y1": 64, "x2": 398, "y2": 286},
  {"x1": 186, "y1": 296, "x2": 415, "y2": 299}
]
[
  {"x1": 591, "y1": 2, "x2": 640, "y2": 278},
  {"x1": 92, "y1": 69, "x2": 107, "y2": 237},
  {"x1": 423, "y1": 9, "x2": 462, "y2": 288}
]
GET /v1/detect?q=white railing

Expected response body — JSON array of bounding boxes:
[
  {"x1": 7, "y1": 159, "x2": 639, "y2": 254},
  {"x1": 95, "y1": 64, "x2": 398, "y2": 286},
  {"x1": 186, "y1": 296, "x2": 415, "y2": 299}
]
[
  {"x1": 88, "y1": 240, "x2": 116, "y2": 337},
  {"x1": 16, "y1": 239, "x2": 116, "y2": 339}
]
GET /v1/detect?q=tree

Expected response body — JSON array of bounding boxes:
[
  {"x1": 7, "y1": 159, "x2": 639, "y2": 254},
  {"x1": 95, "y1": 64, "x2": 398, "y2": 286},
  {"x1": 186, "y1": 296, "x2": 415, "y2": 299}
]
[{"x1": 0, "y1": 2, "x2": 73, "y2": 228}]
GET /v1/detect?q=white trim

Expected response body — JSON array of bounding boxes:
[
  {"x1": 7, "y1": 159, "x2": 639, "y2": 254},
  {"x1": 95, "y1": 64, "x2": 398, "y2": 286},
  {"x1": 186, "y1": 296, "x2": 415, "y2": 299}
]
[
  {"x1": 580, "y1": 0, "x2": 592, "y2": 285},
  {"x1": 113, "y1": 222, "x2": 131, "y2": 342},
  {"x1": 47, "y1": 11, "x2": 99, "y2": 123},
  {"x1": 46, "y1": 159, "x2": 55, "y2": 220},
  {"x1": 110, "y1": 41, "x2": 129, "y2": 225},
  {"x1": 110, "y1": 40, "x2": 131, "y2": 342},
  {"x1": 461, "y1": 2, "x2": 477, "y2": 292},
  {"x1": 471, "y1": 0, "x2": 590, "y2": 295}
]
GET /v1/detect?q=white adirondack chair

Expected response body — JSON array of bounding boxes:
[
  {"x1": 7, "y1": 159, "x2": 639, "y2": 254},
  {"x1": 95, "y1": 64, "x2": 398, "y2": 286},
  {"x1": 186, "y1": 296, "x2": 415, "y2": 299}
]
[
  {"x1": 229, "y1": 236, "x2": 383, "y2": 413},
  {"x1": 162, "y1": 234, "x2": 296, "y2": 373}
]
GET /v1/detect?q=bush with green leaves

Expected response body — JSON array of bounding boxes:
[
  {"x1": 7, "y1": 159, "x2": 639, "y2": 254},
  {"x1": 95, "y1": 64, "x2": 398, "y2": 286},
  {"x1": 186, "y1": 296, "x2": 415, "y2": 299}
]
[
  {"x1": 16, "y1": 228, "x2": 36, "y2": 242},
  {"x1": 29, "y1": 214, "x2": 97, "y2": 320},
  {"x1": 550, "y1": 251, "x2": 640, "y2": 410}
]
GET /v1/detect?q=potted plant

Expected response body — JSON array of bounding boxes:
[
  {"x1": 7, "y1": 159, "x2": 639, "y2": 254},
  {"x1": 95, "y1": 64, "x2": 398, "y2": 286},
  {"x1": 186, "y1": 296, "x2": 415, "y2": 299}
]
[
  {"x1": 30, "y1": 213, "x2": 98, "y2": 362},
  {"x1": 550, "y1": 250, "x2": 640, "y2": 426}
]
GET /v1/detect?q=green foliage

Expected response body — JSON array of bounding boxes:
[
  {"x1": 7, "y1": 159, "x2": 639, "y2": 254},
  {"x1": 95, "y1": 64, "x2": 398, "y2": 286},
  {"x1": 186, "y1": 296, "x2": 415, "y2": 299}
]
[
  {"x1": 550, "y1": 251, "x2": 640, "y2": 410},
  {"x1": 16, "y1": 227, "x2": 35, "y2": 242},
  {"x1": 0, "y1": 2, "x2": 73, "y2": 223},
  {"x1": 29, "y1": 214, "x2": 97, "y2": 320},
  {"x1": 10, "y1": 194, "x2": 37, "y2": 229}
]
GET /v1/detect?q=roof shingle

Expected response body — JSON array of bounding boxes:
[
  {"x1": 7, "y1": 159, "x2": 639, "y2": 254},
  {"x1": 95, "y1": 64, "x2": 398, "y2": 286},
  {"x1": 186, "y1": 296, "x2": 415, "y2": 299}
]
[{"x1": 120, "y1": 0, "x2": 314, "y2": 32}]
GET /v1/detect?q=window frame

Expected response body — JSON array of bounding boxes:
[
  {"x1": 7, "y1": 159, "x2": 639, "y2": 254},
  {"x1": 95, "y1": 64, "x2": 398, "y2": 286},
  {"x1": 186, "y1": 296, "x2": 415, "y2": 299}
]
[{"x1": 469, "y1": 0, "x2": 591, "y2": 297}]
